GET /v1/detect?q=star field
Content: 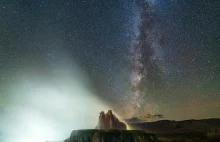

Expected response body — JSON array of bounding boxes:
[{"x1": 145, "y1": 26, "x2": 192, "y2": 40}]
[{"x1": 0, "y1": 0, "x2": 220, "y2": 125}]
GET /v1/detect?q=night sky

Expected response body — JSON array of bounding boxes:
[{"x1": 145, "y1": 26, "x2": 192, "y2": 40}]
[{"x1": 0, "y1": 0, "x2": 220, "y2": 141}]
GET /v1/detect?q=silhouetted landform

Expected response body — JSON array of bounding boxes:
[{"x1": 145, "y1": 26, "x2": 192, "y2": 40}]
[
  {"x1": 124, "y1": 114, "x2": 164, "y2": 123},
  {"x1": 125, "y1": 117, "x2": 142, "y2": 123},
  {"x1": 96, "y1": 110, "x2": 126, "y2": 130},
  {"x1": 125, "y1": 118, "x2": 220, "y2": 142},
  {"x1": 47, "y1": 113, "x2": 220, "y2": 142},
  {"x1": 64, "y1": 129, "x2": 158, "y2": 142}
]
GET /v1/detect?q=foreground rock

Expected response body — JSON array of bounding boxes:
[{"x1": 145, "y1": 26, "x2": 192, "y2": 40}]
[{"x1": 64, "y1": 129, "x2": 158, "y2": 142}]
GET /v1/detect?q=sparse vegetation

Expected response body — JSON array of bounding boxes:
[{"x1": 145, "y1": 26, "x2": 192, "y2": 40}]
[{"x1": 206, "y1": 128, "x2": 220, "y2": 141}]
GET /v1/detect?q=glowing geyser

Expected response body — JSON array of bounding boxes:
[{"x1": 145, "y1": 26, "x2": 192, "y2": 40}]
[{"x1": 0, "y1": 52, "x2": 109, "y2": 142}]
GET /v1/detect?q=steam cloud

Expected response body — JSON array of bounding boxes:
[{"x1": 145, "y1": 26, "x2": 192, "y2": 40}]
[{"x1": 0, "y1": 48, "x2": 109, "y2": 142}]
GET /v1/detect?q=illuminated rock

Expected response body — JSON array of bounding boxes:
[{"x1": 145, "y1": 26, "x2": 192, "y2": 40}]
[
  {"x1": 96, "y1": 110, "x2": 127, "y2": 130},
  {"x1": 49, "y1": 111, "x2": 158, "y2": 142}
]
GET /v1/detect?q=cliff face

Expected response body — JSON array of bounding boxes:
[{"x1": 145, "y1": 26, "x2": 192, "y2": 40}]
[{"x1": 96, "y1": 110, "x2": 126, "y2": 130}]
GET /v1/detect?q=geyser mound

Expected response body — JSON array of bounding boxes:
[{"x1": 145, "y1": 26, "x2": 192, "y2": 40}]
[{"x1": 96, "y1": 110, "x2": 127, "y2": 130}]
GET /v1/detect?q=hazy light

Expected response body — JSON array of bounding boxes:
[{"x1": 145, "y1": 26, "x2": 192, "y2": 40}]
[{"x1": 0, "y1": 49, "x2": 109, "y2": 142}]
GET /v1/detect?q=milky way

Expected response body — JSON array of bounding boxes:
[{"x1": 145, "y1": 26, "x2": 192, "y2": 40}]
[
  {"x1": 130, "y1": 0, "x2": 164, "y2": 117},
  {"x1": 0, "y1": 0, "x2": 220, "y2": 141}
]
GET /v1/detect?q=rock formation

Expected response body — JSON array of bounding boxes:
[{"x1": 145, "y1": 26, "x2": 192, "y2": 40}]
[
  {"x1": 65, "y1": 129, "x2": 158, "y2": 142},
  {"x1": 96, "y1": 110, "x2": 127, "y2": 130},
  {"x1": 49, "y1": 110, "x2": 159, "y2": 142}
]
